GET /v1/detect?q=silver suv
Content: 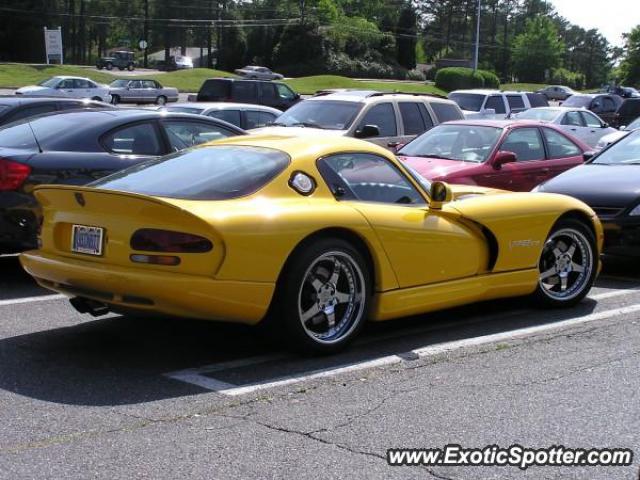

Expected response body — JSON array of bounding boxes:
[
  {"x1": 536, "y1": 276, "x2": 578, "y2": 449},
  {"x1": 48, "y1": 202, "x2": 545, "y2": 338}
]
[
  {"x1": 255, "y1": 90, "x2": 464, "y2": 148},
  {"x1": 448, "y1": 89, "x2": 549, "y2": 119}
]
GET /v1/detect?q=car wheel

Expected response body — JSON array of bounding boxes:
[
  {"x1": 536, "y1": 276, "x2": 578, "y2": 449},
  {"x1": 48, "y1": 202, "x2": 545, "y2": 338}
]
[
  {"x1": 127, "y1": 64, "x2": 134, "y2": 71},
  {"x1": 273, "y1": 238, "x2": 371, "y2": 354},
  {"x1": 156, "y1": 95, "x2": 167, "y2": 106},
  {"x1": 532, "y1": 218, "x2": 597, "y2": 308},
  {"x1": 111, "y1": 95, "x2": 120, "y2": 105},
  {"x1": 106, "y1": 63, "x2": 113, "y2": 71}
]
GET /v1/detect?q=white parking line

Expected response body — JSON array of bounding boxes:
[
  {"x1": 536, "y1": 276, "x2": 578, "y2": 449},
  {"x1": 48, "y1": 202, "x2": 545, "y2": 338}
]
[
  {"x1": 590, "y1": 288, "x2": 640, "y2": 301},
  {"x1": 0, "y1": 294, "x2": 65, "y2": 307},
  {"x1": 166, "y1": 302, "x2": 640, "y2": 397}
]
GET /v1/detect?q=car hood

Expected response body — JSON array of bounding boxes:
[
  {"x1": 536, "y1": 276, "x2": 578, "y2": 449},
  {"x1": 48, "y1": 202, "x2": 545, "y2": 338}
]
[
  {"x1": 538, "y1": 164, "x2": 640, "y2": 207},
  {"x1": 400, "y1": 155, "x2": 479, "y2": 179},
  {"x1": 598, "y1": 130, "x2": 628, "y2": 146},
  {"x1": 450, "y1": 184, "x2": 504, "y2": 199},
  {"x1": 16, "y1": 86, "x2": 49, "y2": 94},
  {"x1": 250, "y1": 126, "x2": 348, "y2": 137}
]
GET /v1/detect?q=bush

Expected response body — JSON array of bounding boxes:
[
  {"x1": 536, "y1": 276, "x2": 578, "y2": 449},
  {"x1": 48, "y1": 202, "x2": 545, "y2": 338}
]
[
  {"x1": 550, "y1": 68, "x2": 585, "y2": 90},
  {"x1": 477, "y1": 70, "x2": 500, "y2": 89},
  {"x1": 435, "y1": 67, "x2": 484, "y2": 91},
  {"x1": 406, "y1": 69, "x2": 426, "y2": 81}
]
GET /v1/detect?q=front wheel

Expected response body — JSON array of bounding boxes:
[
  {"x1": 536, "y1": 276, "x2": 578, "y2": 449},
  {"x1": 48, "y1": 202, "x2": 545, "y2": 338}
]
[
  {"x1": 532, "y1": 219, "x2": 597, "y2": 308},
  {"x1": 127, "y1": 64, "x2": 134, "y2": 71},
  {"x1": 155, "y1": 95, "x2": 167, "y2": 105},
  {"x1": 106, "y1": 63, "x2": 113, "y2": 71},
  {"x1": 272, "y1": 238, "x2": 371, "y2": 354}
]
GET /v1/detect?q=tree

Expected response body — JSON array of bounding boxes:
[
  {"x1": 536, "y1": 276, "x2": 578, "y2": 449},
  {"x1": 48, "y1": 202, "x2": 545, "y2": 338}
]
[
  {"x1": 396, "y1": 3, "x2": 417, "y2": 69},
  {"x1": 619, "y1": 25, "x2": 640, "y2": 86},
  {"x1": 512, "y1": 16, "x2": 564, "y2": 83}
]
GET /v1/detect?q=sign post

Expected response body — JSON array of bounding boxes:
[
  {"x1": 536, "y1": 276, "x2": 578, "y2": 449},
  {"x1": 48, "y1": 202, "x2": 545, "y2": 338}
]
[{"x1": 44, "y1": 27, "x2": 63, "y2": 64}]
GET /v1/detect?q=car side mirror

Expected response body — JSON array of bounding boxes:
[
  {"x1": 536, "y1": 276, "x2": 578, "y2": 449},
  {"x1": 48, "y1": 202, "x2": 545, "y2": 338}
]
[
  {"x1": 354, "y1": 124, "x2": 380, "y2": 139},
  {"x1": 583, "y1": 151, "x2": 595, "y2": 162},
  {"x1": 429, "y1": 181, "x2": 453, "y2": 210},
  {"x1": 387, "y1": 141, "x2": 405, "y2": 153},
  {"x1": 493, "y1": 150, "x2": 517, "y2": 169},
  {"x1": 601, "y1": 122, "x2": 609, "y2": 128}
]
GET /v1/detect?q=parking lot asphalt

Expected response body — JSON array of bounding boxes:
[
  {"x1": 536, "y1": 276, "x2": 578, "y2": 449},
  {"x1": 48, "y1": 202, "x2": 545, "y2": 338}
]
[{"x1": 1, "y1": 253, "x2": 640, "y2": 479}]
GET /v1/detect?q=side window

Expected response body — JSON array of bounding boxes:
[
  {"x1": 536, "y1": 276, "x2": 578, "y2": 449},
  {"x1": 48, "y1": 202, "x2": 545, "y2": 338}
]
[
  {"x1": 542, "y1": 128, "x2": 582, "y2": 158},
  {"x1": 430, "y1": 102, "x2": 465, "y2": 121},
  {"x1": 59, "y1": 79, "x2": 74, "y2": 89},
  {"x1": 357, "y1": 103, "x2": 397, "y2": 137},
  {"x1": 199, "y1": 80, "x2": 229, "y2": 99},
  {"x1": 86, "y1": 80, "x2": 97, "y2": 89},
  {"x1": 129, "y1": 80, "x2": 142, "y2": 89},
  {"x1": 57, "y1": 101, "x2": 85, "y2": 111},
  {"x1": 162, "y1": 120, "x2": 234, "y2": 150},
  {"x1": 500, "y1": 127, "x2": 545, "y2": 161},
  {"x1": 581, "y1": 111, "x2": 602, "y2": 128},
  {"x1": 562, "y1": 111, "x2": 584, "y2": 126},
  {"x1": 206, "y1": 109, "x2": 242, "y2": 127},
  {"x1": 275, "y1": 83, "x2": 296, "y2": 100},
  {"x1": 6, "y1": 104, "x2": 57, "y2": 122},
  {"x1": 399, "y1": 102, "x2": 426, "y2": 135},
  {"x1": 417, "y1": 103, "x2": 434, "y2": 128},
  {"x1": 232, "y1": 82, "x2": 258, "y2": 103},
  {"x1": 142, "y1": 80, "x2": 156, "y2": 88},
  {"x1": 506, "y1": 95, "x2": 525, "y2": 111},
  {"x1": 246, "y1": 110, "x2": 276, "y2": 129},
  {"x1": 74, "y1": 79, "x2": 90, "y2": 89},
  {"x1": 102, "y1": 122, "x2": 162, "y2": 155},
  {"x1": 485, "y1": 96, "x2": 506, "y2": 114},
  {"x1": 317, "y1": 153, "x2": 424, "y2": 205},
  {"x1": 259, "y1": 82, "x2": 277, "y2": 101},
  {"x1": 602, "y1": 97, "x2": 616, "y2": 112}
]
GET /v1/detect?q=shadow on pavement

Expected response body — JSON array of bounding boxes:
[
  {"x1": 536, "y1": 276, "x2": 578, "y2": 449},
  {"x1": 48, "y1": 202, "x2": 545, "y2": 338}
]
[{"x1": 0, "y1": 255, "x2": 51, "y2": 300}]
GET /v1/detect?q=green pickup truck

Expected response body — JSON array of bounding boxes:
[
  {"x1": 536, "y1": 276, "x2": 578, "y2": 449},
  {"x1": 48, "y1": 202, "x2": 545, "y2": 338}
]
[{"x1": 96, "y1": 51, "x2": 136, "y2": 71}]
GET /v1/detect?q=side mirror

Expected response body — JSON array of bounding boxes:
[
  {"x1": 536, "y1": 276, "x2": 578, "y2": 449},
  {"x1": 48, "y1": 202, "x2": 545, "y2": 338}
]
[
  {"x1": 354, "y1": 124, "x2": 380, "y2": 139},
  {"x1": 387, "y1": 141, "x2": 405, "y2": 153},
  {"x1": 493, "y1": 150, "x2": 517, "y2": 169},
  {"x1": 429, "y1": 181, "x2": 453, "y2": 210},
  {"x1": 583, "y1": 151, "x2": 595, "y2": 162},
  {"x1": 601, "y1": 122, "x2": 609, "y2": 128}
]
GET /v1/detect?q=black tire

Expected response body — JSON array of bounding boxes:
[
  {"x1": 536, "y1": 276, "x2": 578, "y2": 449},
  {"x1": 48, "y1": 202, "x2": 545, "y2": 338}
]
[
  {"x1": 156, "y1": 95, "x2": 167, "y2": 106},
  {"x1": 111, "y1": 95, "x2": 120, "y2": 105},
  {"x1": 106, "y1": 63, "x2": 113, "y2": 71},
  {"x1": 531, "y1": 218, "x2": 597, "y2": 308},
  {"x1": 270, "y1": 238, "x2": 371, "y2": 354},
  {"x1": 127, "y1": 64, "x2": 134, "y2": 71}
]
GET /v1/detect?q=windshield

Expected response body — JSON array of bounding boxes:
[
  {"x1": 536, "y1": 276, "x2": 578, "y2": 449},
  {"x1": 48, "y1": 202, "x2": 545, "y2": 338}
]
[
  {"x1": 592, "y1": 130, "x2": 640, "y2": 165},
  {"x1": 37, "y1": 77, "x2": 60, "y2": 88},
  {"x1": 164, "y1": 106, "x2": 205, "y2": 115},
  {"x1": 561, "y1": 95, "x2": 591, "y2": 108},
  {"x1": 515, "y1": 108, "x2": 560, "y2": 122},
  {"x1": 274, "y1": 100, "x2": 362, "y2": 130},
  {"x1": 448, "y1": 93, "x2": 485, "y2": 112},
  {"x1": 398, "y1": 124, "x2": 502, "y2": 163},
  {"x1": 110, "y1": 80, "x2": 129, "y2": 88},
  {"x1": 91, "y1": 145, "x2": 291, "y2": 200}
]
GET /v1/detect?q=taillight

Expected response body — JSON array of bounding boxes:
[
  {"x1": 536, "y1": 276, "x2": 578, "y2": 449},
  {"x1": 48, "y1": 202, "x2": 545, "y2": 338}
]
[
  {"x1": 130, "y1": 229, "x2": 213, "y2": 253},
  {"x1": 0, "y1": 158, "x2": 31, "y2": 191}
]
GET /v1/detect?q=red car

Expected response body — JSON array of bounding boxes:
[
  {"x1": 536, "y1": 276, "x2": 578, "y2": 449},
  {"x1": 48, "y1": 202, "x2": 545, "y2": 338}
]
[{"x1": 398, "y1": 120, "x2": 590, "y2": 191}]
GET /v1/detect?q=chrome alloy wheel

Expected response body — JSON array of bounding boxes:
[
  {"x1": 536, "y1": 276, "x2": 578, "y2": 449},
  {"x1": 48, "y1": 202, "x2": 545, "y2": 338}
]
[
  {"x1": 297, "y1": 251, "x2": 366, "y2": 344},
  {"x1": 538, "y1": 228, "x2": 593, "y2": 301}
]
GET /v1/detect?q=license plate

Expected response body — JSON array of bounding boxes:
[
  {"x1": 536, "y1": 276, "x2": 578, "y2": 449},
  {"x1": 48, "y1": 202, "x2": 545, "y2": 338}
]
[{"x1": 71, "y1": 225, "x2": 104, "y2": 256}]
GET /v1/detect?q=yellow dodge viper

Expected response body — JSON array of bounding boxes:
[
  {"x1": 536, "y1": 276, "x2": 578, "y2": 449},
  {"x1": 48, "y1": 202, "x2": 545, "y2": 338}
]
[{"x1": 20, "y1": 135, "x2": 603, "y2": 353}]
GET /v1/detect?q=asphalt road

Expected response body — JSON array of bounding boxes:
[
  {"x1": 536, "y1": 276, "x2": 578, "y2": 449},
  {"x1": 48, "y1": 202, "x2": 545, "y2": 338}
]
[{"x1": 1, "y1": 254, "x2": 639, "y2": 479}]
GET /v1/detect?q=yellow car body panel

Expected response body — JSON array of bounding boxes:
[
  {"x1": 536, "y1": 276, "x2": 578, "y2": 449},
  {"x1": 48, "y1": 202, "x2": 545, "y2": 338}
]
[{"x1": 20, "y1": 135, "x2": 603, "y2": 325}]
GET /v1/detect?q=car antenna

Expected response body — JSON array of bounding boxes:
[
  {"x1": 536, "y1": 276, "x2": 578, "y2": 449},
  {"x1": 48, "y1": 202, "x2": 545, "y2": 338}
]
[{"x1": 27, "y1": 122, "x2": 43, "y2": 153}]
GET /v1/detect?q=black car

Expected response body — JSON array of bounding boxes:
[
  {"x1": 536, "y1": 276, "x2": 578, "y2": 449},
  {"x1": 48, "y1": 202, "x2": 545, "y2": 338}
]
[
  {"x1": 615, "y1": 98, "x2": 640, "y2": 129},
  {"x1": 534, "y1": 129, "x2": 640, "y2": 256},
  {"x1": 0, "y1": 96, "x2": 113, "y2": 127},
  {"x1": 0, "y1": 109, "x2": 245, "y2": 253},
  {"x1": 195, "y1": 78, "x2": 300, "y2": 111},
  {"x1": 561, "y1": 94, "x2": 623, "y2": 126}
]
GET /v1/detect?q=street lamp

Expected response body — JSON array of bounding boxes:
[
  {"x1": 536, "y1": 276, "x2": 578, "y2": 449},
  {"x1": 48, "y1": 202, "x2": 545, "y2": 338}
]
[{"x1": 473, "y1": 0, "x2": 481, "y2": 71}]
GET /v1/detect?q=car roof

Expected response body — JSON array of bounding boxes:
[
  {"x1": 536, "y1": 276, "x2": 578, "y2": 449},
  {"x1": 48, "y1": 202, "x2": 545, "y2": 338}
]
[
  {"x1": 307, "y1": 90, "x2": 452, "y2": 104},
  {"x1": 0, "y1": 96, "x2": 103, "y2": 107},
  {"x1": 204, "y1": 77, "x2": 282, "y2": 84},
  {"x1": 168, "y1": 102, "x2": 280, "y2": 113},
  {"x1": 442, "y1": 119, "x2": 555, "y2": 128},
  {"x1": 49, "y1": 76, "x2": 92, "y2": 81},
  {"x1": 450, "y1": 89, "x2": 503, "y2": 95}
]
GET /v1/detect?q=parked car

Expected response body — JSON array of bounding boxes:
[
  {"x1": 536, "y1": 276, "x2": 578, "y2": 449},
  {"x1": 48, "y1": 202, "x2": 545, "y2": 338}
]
[
  {"x1": 561, "y1": 94, "x2": 623, "y2": 126},
  {"x1": 109, "y1": 79, "x2": 179, "y2": 105},
  {"x1": 514, "y1": 107, "x2": 617, "y2": 148},
  {"x1": 0, "y1": 109, "x2": 245, "y2": 254},
  {"x1": 194, "y1": 78, "x2": 300, "y2": 111},
  {"x1": 96, "y1": 50, "x2": 135, "y2": 71},
  {"x1": 613, "y1": 98, "x2": 640, "y2": 129},
  {"x1": 398, "y1": 120, "x2": 589, "y2": 192},
  {"x1": 536, "y1": 85, "x2": 576, "y2": 101},
  {"x1": 448, "y1": 90, "x2": 549, "y2": 119},
  {"x1": 162, "y1": 102, "x2": 280, "y2": 129},
  {"x1": 0, "y1": 97, "x2": 113, "y2": 127},
  {"x1": 534, "y1": 129, "x2": 640, "y2": 257},
  {"x1": 155, "y1": 55, "x2": 193, "y2": 71},
  {"x1": 595, "y1": 117, "x2": 640, "y2": 150},
  {"x1": 20, "y1": 135, "x2": 600, "y2": 353},
  {"x1": 255, "y1": 91, "x2": 464, "y2": 148},
  {"x1": 15, "y1": 76, "x2": 112, "y2": 103},
  {"x1": 234, "y1": 66, "x2": 284, "y2": 80},
  {"x1": 602, "y1": 85, "x2": 640, "y2": 98}
]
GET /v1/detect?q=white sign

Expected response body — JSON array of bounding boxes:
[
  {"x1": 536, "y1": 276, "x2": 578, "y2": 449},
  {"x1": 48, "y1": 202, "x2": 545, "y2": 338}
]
[
  {"x1": 44, "y1": 27, "x2": 63, "y2": 64},
  {"x1": 139, "y1": 40, "x2": 148, "y2": 50}
]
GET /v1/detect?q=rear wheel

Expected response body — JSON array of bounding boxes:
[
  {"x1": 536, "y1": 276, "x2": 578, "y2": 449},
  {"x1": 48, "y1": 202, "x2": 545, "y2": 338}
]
[
  {"x1": 156, "y1": 95, "x2": 167, "y2": 106},
  {"x1": 127, "y1": 64, "x2": 134, "y2": 71},
  {"x1": 272, "y1": 238, "x2": 371, "y2": 354},
  {"x1": 106, "y1": 63, "x2": 113, "y2": 71},
  {"x1": 532, "y1": 219, "x2": 597, "y2": 307}
]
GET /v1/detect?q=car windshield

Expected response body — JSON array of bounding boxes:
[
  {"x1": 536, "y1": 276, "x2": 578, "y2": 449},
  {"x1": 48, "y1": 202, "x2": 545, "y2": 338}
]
[
  {"x1": 515, "y1": 108, "x2": 560, "y2": 122},
  {"x1": 164, "y1": 106, "x2": 205, "y2": 115},
  {"x1": 37, "y1": 77, "x2": 60, "y2": 88},
  {"x1": 110, "y1": 80, "x2": 129, "y2": 87},
  {"x1": 91, "y1": 145, "x2": 291, "y2": 200},
  {"x1": 562, "y1": 95, "x2": 591, "y2": 108},
  {"x1": 448, "y1": 93, "x2": 485, "y2": 112},
  {"x1": 592, "y1": 130, "x2": 640, "y2": 165},
  {"x1": 273, "y1": 100, "x2": 362, "y2": 130},
  {"x1": 398, "y1": 124, "x2": 502, "y2": 163}
]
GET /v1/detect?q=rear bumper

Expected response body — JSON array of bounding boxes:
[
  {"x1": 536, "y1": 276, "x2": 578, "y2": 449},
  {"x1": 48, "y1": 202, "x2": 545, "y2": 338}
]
[
  {"x1": 20, "y1": 251, "x2": 275, "y2": 324},
  {"x1": 602, "y1": 217, "x2": 640, "y2": 257}
]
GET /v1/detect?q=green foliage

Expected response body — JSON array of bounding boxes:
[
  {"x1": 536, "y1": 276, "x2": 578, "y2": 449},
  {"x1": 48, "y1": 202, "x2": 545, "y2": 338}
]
[
  {"x1": 415, "y1": 41, "x2": 427, "y2": 65},
  {"x1": 512, "y1": 17, "x2": 565, "y2": 83},
  {"x1": 283, "y1": 74, "x2": 445, "y2": 95},
  {"x1": 406, "y1": 69, "x2": 426, "y2": 81},
  {"x1": 396, "y1": 5, "x2": 417, "y2": 70},
  {"x1": 550, "y1": 67, "x2": 585, "y2": 90},
  {"x1": 619, "y1": 25, "x2": 640, "y2": 86},
  {"x1": 435, "y1": 67, "x2": 492, "y2": 91},
  {"x1": 477, "y1": 70, "x2": 500, "y2": 89}
]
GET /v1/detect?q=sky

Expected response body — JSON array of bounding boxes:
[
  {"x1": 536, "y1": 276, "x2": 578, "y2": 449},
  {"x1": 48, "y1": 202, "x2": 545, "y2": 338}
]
[{"x1": 549, "y1": 0, "x2": 640, "y2": 46}]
